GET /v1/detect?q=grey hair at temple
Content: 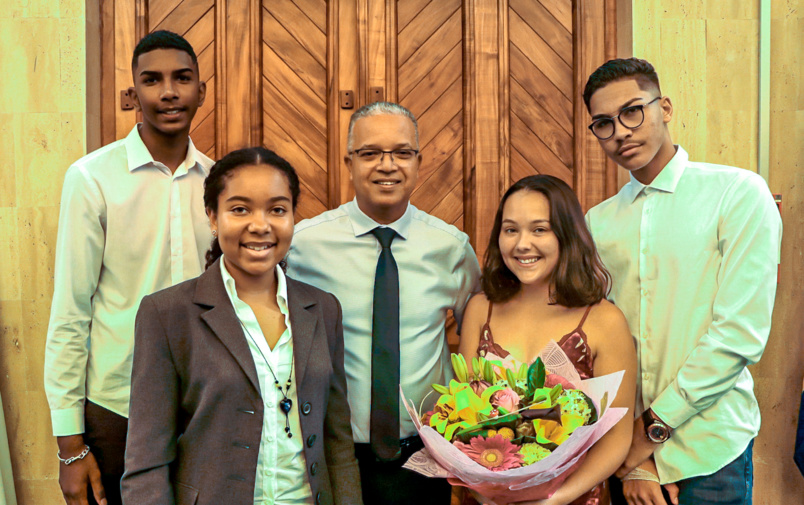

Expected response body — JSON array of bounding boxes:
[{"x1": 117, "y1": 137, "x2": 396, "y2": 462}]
[{"x1": 346, "y1": 101, "x2": 420, "y2": 152}]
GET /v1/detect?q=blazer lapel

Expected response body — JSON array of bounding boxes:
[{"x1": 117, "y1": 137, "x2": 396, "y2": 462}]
[
  {"x1": 287, "y1": 278, "x2": 319, "y2": 388},
  {"x1": 194, "y1": 261, "x2": 261, "y2": 394}
]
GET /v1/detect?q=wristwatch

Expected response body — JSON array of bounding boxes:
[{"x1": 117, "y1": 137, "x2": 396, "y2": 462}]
[{"x1": 642, "y1": 409, "x2": 672, "y2": 443}]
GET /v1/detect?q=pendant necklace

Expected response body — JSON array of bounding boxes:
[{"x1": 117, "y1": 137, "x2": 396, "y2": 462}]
[{"x1": 238, "y1": 320, "x2": 294, "y2": 438}]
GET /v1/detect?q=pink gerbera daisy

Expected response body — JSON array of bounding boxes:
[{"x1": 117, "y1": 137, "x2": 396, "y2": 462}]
[{"x1": 453, "y1": 435, "x2": 523, "y2": 471}]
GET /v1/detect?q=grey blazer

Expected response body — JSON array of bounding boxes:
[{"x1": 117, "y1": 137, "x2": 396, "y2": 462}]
[{"x1": 121, "y1": 260, "x2": 362, "y2": 505}]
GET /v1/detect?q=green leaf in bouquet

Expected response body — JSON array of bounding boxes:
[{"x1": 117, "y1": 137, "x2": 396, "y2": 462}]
[
  {"x1": 472, "y1": 356, "x2": 481, "y2": 378},
  {"x1": 517, "y1": 362, "x2": 528, "y2": 381},
  {"x1": 511, "y1": 435, "x2": 538, "y2": 445},
  {"x1": 505, "y1": 368, "x2": 517, "y2": 391},
  {"x1": 453, "y1": 412, "x2": 521, "y2": 442},
  {"x1": 549, "y1": 384, "x2": 564, "y2": 404},
  {"x1": 526, "y1": 358, "x2": 546, "y2": 399},
  {"x1": 535, "y1": 439, "x2": 559, "y2": 452},
  {"x1": 451, "y1": 353, "x2": 469, "y2": 383},
  {"x1": 444, "y1": 420, "x2": 473, "y2": 441},
  {"x1": 432, "y1": 383, "x2": 449, "y2": 395},
  {"x1": 483, "y1": 359, "x2": 495, "y2": 383}
]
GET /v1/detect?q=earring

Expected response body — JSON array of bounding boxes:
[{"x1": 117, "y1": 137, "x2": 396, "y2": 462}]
[{"x1": 212, "y1": 230, "x2": 217, "y2": 237}]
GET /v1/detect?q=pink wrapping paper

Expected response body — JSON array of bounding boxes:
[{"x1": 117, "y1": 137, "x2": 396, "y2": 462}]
[{"x1": 400, "y1": 344, "x2": 627, "y2": 504}]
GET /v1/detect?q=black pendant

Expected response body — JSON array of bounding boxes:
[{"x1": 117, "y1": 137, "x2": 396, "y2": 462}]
[{"x1": 279, "y1": 398, "x2": 293, "y2": 414}]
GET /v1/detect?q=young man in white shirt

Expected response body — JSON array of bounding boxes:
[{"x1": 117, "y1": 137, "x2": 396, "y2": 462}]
[
  {"x1": 44, "y1": 30, "x2": 213, "y2": 505},
  {"x1": 286, "y1": 102, "x2": 481, "y2": 504},
  {"x1": 583, "y1": 58, "x2": 782, "y2": 505}
]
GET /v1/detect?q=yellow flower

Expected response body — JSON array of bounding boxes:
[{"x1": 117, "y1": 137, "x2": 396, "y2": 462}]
[
  {"x1": 534, "y1": 419, "x2": 571, "y2": 446},
  {"x1": 430, "y1": 380, "x2": 503, "y2": 441},
  {"x1": 497, "y1": 427, "x2": 515, "y2": 440}
]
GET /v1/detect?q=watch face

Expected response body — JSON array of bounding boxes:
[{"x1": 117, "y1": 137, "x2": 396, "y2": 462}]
[{"x1": 648, "y1": 424, "x2": 669, "y2": 443}]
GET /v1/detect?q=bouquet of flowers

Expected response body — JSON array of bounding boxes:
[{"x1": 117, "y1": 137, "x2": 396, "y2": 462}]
[{"x1": 401, "y1": 341, "x2": 626, "y2": 504}]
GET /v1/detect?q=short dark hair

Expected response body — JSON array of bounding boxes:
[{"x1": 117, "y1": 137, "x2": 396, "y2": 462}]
[
  {"x1": 482, "y1": 175, "x2": 610, "y2": 307},
  {"x1": 132, "y1": 30, "x2": 198, "y2": 72},
  {"x1": 583, "y1": 57, "x2": 661, "y2": 112},
  {"x1": 203, "y1": 147, "x2": 301, "y2": 270}
]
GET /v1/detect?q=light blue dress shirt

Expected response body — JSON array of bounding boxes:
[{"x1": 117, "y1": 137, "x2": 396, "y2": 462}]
[
  {"x1": 286, "y1": 200, "x2": 481, "y2": 442},
  {"x1": 586, "y1": 146, "x2": 782, "y2": 483}
]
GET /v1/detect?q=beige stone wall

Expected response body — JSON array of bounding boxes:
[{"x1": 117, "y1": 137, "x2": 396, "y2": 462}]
[
  {"x1": 0, "y1": 0, "x2": 85, "y2": 503},
  {"x1": 0, "y1": 1, "x2": 801, "y2": 504},
  {"x1": 632, "y1": 0, "x2": 804, "y2": 503}
]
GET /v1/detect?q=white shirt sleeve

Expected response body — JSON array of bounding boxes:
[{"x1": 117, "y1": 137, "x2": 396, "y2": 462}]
[
  {"x1": 652, "y1": 175, "x2": 782, "y2": 428},
  {"x1": 44, "y1": 165, "x2": 107, "y2": 436}
]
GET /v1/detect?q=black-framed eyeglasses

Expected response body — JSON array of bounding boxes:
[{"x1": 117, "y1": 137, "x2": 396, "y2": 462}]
[
  {"x1": 588, "y1": 97, "x2": 662, "y2": 140},
  {"x1": 350, "y1": 148, "x2": 419, "y2": 163}
]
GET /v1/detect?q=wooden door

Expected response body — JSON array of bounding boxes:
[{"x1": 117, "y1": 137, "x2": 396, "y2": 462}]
[{"x1": 100, "y1": 0, "x2": 617, "y2": 251}]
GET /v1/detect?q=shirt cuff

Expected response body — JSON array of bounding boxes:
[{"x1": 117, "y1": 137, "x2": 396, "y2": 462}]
[
  {"x1": 50, "y1": 407, "x2": 85, "y2": 437},
  {"x1": 650, "y1": 385, "x2": 698, "y2": 429}
]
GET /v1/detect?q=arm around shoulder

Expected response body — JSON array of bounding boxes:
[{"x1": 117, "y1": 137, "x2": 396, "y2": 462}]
[{"x1": 121, "y1": 295, "x2": 180, "y2": 505}]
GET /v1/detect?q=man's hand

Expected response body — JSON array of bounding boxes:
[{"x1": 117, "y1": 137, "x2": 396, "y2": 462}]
[
  {"x1": 57, "y1": 435, "x2": 107, "y2": 505},
  {"x1": 622, "y1": 459, "x2": 679, "y2": 505},
  {"x1": 615, "y1": 414, "x2": 658, "y2": 478}
]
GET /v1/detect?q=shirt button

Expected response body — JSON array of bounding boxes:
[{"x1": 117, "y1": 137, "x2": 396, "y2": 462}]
[
  {"x1": 267, "y1": 402, "x2": 274, "y2": 408},
  {"x1": 643, "y1": 373, "x2": 650, "y2": 381},
  {"x1": 641, "y1": 288, "x2": 648, "y2": 296}
]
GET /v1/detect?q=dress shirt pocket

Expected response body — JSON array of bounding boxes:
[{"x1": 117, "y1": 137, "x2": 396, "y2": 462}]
[{"x1": 175, "y1": 482, "x2": 199, "y2": 505}]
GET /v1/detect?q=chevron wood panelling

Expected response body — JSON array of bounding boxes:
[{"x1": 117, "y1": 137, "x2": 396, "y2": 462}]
[
  {"x1": 147, "y1": 0, "x2": 217, "y2": 158},
  {"x1": 262, "y1": 0, "x2": 328, "y2": 221},
  {"x1": 399, "y1": 0, "x2": 464, "y2": 228},
  {"x1": 508, "y1": 0, "x2": 574, "y2": 187}
]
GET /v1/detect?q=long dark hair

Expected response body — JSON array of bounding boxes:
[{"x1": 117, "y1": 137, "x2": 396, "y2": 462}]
[
  {"x1": 203, "y1": 147, "x2": 300, "y2": 270},
  {"x1": 482, "y1": 175, "x2": 610, "y2": 307}
]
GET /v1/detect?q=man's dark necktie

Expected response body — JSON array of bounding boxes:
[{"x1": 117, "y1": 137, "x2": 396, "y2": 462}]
[{"x1": 369, "y1": 227, "x2": 401, "y2": 460}]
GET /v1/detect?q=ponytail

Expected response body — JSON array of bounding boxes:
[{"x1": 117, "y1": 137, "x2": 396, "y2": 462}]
[{"x1": 204, "y1": 237, "x2": 222, "y2": 270}]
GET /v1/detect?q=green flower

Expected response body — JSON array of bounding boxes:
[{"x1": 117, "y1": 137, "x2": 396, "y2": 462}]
[
  {"x1": 557, "y1": 389, "x2": 594, "y2": 426},
  {"x1": 519, "y1": 443, "x2": 552, "y2": 465}
]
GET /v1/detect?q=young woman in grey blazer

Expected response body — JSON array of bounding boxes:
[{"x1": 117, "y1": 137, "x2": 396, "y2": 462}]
[{"x1": 122, "y1": 148, "x2": 362, "y2": 505}]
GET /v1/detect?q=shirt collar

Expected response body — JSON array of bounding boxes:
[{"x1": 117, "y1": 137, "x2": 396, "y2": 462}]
[
  {"x1": 124, "y1": 124, "x2": 208, "y2": 176},
  {"x1": 345, "y1": 199, "x2": 412, "y2": 240},
  {"x1": 219, "y1": 256, "x2": 289, "y2": 309},
  {"x1": 623, "y1": 145, "x2": 688, "y2": 203}
]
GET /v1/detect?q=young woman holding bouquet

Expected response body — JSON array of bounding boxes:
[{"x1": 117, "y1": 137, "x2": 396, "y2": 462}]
[
  {"x1": 459, "y1": 175, "x2": 637, "y2": 505},
  {"x1": 122, "y1": 148, "x2": 362, "y2": 505}
]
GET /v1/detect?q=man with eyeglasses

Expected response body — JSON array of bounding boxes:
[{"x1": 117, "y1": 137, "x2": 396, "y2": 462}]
[
  {"x1": 286, "y1": 101, "x2": 480, "y2": 504},
  {"x1": 583, "y1": 58, "x2": 782, "y2": 505}
]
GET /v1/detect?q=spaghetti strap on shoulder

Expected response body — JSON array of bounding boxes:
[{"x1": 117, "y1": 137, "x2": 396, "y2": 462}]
[
  {"x1": 577, "y1": 305, "x2": 593, "y2": 330},
  {"x1": 485, "y1": 300, "x2": 494, "y2": 326},
  {"x1": 477, "y1": 299, "x2": 510, "y2": 358}
]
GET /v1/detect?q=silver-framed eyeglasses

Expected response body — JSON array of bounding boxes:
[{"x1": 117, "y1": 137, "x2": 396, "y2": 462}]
[
  {"x1": 351, "y1": 148, "x2": 419, "y2": 163},
  {"x1": 588, "y1": 96, "x2": 662, "y2": 140}
]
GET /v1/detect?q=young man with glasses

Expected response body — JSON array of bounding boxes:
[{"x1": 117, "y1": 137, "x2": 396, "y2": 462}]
[
  {"x1": 286, "y1": 101, "x2": 481, "y2": 504},
  {"x1": 584, "y1": 58, "x2": 782, "y2": 505}
]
